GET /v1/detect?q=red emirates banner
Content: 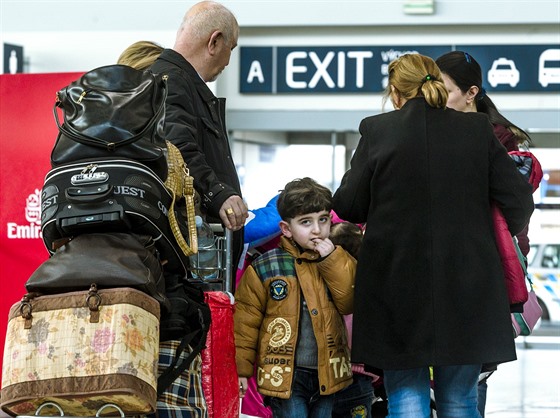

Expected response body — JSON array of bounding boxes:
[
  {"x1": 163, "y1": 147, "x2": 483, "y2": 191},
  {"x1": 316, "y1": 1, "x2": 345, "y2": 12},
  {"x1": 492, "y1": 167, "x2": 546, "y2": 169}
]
[{"x1": 0, "y1": 72, "x2": 83, "y2": 377}]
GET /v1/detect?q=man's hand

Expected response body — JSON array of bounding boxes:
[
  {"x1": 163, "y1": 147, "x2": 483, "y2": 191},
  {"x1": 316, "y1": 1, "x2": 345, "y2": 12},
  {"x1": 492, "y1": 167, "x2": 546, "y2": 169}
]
[{"x1": 219, "y1": 195, "x2": 248, "y2": 231}]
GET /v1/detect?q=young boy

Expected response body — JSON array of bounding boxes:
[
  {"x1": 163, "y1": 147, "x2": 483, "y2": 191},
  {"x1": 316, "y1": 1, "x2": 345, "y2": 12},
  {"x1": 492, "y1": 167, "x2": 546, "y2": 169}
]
[{"x1": 234, "y1": 177, "x2": 356, "y2": 418}]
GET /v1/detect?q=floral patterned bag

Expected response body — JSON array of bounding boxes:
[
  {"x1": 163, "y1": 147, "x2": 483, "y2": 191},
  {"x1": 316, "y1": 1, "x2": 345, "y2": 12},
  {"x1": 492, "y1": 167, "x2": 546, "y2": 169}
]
[{"x1": 1, "y1": 286, "x2": 160, "y2": 417}]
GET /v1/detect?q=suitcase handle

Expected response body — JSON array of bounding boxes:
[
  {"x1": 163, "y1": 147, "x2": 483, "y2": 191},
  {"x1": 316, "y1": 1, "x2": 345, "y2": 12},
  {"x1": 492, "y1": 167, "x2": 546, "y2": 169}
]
[
  {"x1": 29, "y1": 402, "x2": 125, "y2": 418},
  {"x1": 95, "y1": 404, "x2": 125, "y2": 418},
  {"x1": 34, "y1": 402, "x2": 64, "y2": 416},
  {"x1": 65, "y1": 184, "x2": 113, "y2": 203}
]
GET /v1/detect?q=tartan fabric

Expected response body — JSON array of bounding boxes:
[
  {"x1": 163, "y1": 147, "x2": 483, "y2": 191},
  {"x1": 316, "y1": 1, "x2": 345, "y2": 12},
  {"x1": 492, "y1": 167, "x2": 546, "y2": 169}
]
[
  {"x1": 252, "y1": 248, "x2": 296, "y2": 282},
  {"x1": 149, "y1": 340, "x2": 208, "y2": 418}
]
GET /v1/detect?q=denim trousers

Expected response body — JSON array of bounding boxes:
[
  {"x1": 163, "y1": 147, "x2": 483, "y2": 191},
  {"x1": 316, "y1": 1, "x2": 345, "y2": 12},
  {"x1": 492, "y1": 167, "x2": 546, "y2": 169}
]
[
  {"x1": 268, "y1": 367, "x2": 334, "y2": 418},
  {"x1": 477, "y1": 380, "x2": 488, "y2": 417},
  {"x1": 332, "y1": 373, "x2": 374, "y2": 418},
  {"x1": 383, "y1": 364, "x2": 482, "y2": 418}
]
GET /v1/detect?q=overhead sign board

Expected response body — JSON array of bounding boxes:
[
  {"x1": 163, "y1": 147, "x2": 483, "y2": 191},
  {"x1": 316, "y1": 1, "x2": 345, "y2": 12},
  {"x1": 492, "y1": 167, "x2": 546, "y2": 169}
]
[
  {"x1": 3, "y1": 43, "x2": 24, "y2": 74},
  {"x1": 457, "y1": 45, "x2": 560, "y2": 92},
  {"x1": 240, "y1": 44, "x2": 560, "y2": 94}
]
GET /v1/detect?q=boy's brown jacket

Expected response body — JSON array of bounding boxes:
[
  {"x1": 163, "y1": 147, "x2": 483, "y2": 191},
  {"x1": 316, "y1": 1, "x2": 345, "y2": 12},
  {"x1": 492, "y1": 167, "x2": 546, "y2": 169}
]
[{"x1": 234, "y1": 236, "x2": 355, "y2": 399}]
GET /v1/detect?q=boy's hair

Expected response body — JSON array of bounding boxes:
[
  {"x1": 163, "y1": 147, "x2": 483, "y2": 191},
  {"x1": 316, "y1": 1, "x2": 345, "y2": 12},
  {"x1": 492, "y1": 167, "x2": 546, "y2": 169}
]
[
  {"x1": 330, "y1": 222, "x2": 363, "y2": 259},
  {"x1": 277, "y1": 177, "x2": 333, "y2": 221}
]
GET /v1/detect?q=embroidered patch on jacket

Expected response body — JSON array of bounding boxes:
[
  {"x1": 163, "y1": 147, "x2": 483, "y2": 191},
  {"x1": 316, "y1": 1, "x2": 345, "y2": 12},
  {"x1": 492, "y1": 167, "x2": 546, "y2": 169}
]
[
  {"x1": 270, "y1": 279, "x2": 288, "y2": 301},
  {"x1": 267, "y1": 317, "x2": 292, "y2": 347}
]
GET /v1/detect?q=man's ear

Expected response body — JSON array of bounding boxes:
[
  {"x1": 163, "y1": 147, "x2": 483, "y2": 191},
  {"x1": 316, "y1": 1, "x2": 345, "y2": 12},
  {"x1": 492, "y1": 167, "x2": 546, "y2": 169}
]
[
  {"x1": 279, "y1": 220, "x2": 292, "y2": 238},
  {"x1": 207, "y1": 30, "x2": 222, "y2": 56}
]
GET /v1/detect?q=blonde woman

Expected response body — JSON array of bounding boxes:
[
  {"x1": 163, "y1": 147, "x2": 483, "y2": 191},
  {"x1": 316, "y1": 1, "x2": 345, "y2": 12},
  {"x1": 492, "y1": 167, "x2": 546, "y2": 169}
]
[{"x1": 333, "y1": 54, "x2": 533, "y2": 418}]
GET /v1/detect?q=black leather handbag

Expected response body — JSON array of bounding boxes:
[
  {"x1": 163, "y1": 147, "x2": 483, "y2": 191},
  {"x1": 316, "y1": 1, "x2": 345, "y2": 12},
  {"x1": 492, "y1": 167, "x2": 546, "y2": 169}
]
[{"x1": 50, "y1": 64, "x2": 169, "y2": 180}]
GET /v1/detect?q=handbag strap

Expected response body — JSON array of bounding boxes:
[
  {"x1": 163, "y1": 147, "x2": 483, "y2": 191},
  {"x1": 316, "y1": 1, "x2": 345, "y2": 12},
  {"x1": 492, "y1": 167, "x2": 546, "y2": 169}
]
[
  {"x1": 512, "y1": 236, "x2": 534, "y2": 290},
  {"x1": 164, "y1": 141, "x2": 198, "y2": 256},
  {"x1": 156, "y1": 327, "x2": 207, "y2": 395}
]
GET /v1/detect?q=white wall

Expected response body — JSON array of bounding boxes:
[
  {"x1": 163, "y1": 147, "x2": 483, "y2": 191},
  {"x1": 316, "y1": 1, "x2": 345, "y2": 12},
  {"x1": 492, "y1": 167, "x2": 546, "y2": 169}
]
[
  {"x1": 2, "y1": 0, "x2": 559, "y2": 33},
  {"x1": 2, "y1": 2, "x2": 558, "y2": 119},
  {"x1": 1, "y1": 0, "x2": 558, "y2": 206}
]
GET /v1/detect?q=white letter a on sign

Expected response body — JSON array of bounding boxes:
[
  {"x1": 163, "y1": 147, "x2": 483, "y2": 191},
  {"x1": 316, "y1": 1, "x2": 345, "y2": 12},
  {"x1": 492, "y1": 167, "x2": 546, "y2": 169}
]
[{"x1": 247, "y1": 60, "x2": 265, "y2": 84}]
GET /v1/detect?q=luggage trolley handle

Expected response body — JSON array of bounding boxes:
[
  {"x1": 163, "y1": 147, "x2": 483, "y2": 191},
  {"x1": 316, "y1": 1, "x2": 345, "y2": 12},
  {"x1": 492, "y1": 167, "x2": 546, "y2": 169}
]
[
  {"x1": 209, "y1": 224, "x2": 233, "y2": 292},
  {"x1": 188, "y1": 224, "x2": 233, "y2": 292},
  {"x1": 224, "y1": 227, "x2": 233, "y2": 292},
  {"x1": 209, "y1": 223, "x2": 233, "y2": 292}
]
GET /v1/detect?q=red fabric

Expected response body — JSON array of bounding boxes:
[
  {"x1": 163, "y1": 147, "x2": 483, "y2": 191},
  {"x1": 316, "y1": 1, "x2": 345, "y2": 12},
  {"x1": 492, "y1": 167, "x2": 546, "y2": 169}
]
[
  {"x1": 0, "y1": 72, "x2": 83, "y2": 382},
  {"x1": 492, "y1": 204, "x2": 528, "y2": 306},
  {"x1": 492, "y1": 124, "x2": 519, "y2": 153},
  {"x1": 201, "y1": 291, "x2": 239, "y2": 418},
  {"x1": 492, "y1": 151, "x2": 543, "y2": 308}
]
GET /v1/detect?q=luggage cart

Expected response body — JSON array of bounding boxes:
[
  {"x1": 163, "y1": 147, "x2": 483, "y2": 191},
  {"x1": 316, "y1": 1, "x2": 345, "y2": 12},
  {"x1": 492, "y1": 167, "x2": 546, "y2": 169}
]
[
  {"x1": 187, "y1": 224, "x2": 234, "y2": 293},
  {"x1": 187, "y1": 225, "x2": 239, "y2": 417}
]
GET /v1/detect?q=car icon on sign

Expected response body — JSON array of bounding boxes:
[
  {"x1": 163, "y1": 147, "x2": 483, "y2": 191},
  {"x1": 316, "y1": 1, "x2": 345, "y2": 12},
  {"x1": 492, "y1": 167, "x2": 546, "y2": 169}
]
[{"x1": 488, "y1": 58, "x2": 520, "y2": 88}]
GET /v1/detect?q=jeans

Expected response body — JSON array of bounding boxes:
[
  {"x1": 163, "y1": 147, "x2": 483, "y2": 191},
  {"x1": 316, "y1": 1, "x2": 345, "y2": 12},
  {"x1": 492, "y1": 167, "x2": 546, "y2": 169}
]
[
  {"x1": 332, "y1": 374, "x2": 374, "y2": 418},
  {"x1": 384, "y1": 364, "x2": 482, "y2": 418},
  {"x1": 268, "y1": 367, "x2": 334, "y2": 418},
  {"x1": 477, "y1": 380, "x2": 488, "y2": 417},
  {"x1": 477, "y1": 370, "x2": 494, "y2": 417}
]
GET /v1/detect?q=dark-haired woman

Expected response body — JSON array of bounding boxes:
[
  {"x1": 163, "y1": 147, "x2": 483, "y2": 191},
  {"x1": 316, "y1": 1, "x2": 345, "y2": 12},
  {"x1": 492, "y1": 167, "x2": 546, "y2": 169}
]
[{"x1": 436, "y1": 50, "x2": 536, "y2": 416}]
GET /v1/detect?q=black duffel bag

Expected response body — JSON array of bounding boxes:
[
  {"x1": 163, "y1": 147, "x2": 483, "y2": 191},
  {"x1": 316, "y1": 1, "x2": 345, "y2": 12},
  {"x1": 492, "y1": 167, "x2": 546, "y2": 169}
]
[{"x1": 26, "y1": 232, "x2": 169, "y2": 312}]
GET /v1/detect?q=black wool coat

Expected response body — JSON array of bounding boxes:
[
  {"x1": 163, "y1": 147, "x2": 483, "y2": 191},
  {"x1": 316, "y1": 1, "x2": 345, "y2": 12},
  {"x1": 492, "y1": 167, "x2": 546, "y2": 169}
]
[{"x1": 333, "y1": 98, "x2": 534, "y2": 371}]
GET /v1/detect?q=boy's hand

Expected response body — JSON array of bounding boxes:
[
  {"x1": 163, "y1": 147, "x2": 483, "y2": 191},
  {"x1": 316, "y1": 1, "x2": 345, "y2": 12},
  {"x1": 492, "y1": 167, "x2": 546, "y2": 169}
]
[
  {"x1": 312, "y1": 237, "x2": 335, "y2": 258},
  {"x1": 239, "y1": 376, "x2": 248, "y2": 398}
]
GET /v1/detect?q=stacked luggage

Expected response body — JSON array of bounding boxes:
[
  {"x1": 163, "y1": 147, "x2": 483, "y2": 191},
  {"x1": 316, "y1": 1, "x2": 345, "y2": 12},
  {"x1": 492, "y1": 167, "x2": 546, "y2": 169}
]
[{"x1": 0, "y1": 65, "x2": 231, "y2": 417}]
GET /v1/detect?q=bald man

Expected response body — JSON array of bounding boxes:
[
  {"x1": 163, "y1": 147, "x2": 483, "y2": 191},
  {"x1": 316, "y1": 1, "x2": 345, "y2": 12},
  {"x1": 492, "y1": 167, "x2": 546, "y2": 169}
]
[
  {"x1": 149, "y1": 5, "x2": 246, "y2": 414},
  {"x1": 151, "y1": 1, "x2": 247, "y2": 285}
]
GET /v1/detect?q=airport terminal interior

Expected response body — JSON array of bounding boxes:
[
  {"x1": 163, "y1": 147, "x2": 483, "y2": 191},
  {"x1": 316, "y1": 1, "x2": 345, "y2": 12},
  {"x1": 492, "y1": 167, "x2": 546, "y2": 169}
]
[{"x1": 0, "y1": 1, "x2": 559, "y2": 417}]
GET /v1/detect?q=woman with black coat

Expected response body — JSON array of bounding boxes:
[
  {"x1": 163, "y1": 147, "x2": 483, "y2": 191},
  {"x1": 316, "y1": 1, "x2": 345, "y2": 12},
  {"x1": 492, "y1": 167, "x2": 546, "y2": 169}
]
[{"x1": 332, "y1": 53, "x2": 534, "y2": 418}]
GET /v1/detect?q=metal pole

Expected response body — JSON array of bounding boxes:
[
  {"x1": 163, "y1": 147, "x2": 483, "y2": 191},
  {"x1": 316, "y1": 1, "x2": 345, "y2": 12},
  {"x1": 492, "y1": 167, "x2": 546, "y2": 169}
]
[
  {"x1": 225, "y1": 227, "x2": 233, "y2": 293},
  {"x1": 331, "y1": 131, "x2": 337, "y2": 191}
]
